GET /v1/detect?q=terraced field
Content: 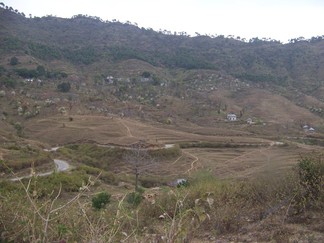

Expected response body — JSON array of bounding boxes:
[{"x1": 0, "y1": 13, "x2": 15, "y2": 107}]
[
  {"x1": 182, "y1": 145, "x2": 307, "y2": 179},
  {"x1": 23, "y1": 115, "x2": 321, "y2": 180}
]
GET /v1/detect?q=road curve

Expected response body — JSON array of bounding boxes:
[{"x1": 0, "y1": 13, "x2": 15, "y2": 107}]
[{"x1": 10, "y1": 159, "x2": 70, "y2": 181}]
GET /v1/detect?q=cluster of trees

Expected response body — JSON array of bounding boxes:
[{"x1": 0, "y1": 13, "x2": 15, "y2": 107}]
[
  {"x1": 288, "y1": 36, "x2": 324, "y2": 44},
  {"x1": 15, "y1": 65, "x2": 44, "y2": 78},
  {"x1": 8, "y1": 57, "x2": 68, "y2": 80},
  {"x1": 109, "y1": 46, "x2": 213, "y2": 70},
  {"x1": 14, "y1": 65, "x2": 67, "y2": 79},
  {"x1": 0, "y1": 61, "x2": 71, "y2": 89},
  {"x1": 0, "y1": 65, "x2": 16, "y2": 88},
  {"x1": 28, "y1": 42, "x2": 62, "y2": 60},
  {"x1": 29, "y1": 42, "x2": 100, "y2": 65},
  {"x1": 0, "y1": 2, "x2": 26, "y2": 17},
  {"x1": 1, "y1": 5, "x2": 324, "y2": 90},
  {"x1": 64, "y1": 47, "x2": 99, "y2": 65}
]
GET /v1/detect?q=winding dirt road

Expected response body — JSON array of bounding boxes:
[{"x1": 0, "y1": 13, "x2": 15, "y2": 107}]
[{"x1": 10, "y1": 159, "x2": 70, "y2": 181}]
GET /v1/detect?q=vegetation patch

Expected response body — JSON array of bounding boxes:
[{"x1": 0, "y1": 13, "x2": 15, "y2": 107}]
[
  {"x1": 26, "y1": 171, "x2": 89, "y2": 198},
  {"x1": 126, "y1": 191, "x2": 143, "y2": 206},
  {"x1": 92, "y1": 191, "x2": 111, "y2": 209},
  {"x1": 0, "y1": 146, "x2": 52, "y2": 173},
  {"x1": 77, "y1": 165, "x2": 118, "y2": 185},
  {"x1": 295, "y1": 154, "x2": 324, "y2": 211},
  {"x1": 58, "y1": 143, "x2": 125, "y2": 171}
]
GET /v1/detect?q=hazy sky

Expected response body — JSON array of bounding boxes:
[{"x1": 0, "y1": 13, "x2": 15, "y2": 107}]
[{"x1": 4, "y1": 0, "x2": 324, "y2": 42}]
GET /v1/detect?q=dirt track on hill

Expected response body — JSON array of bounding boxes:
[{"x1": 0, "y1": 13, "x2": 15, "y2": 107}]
[{"x1": 9, "y1": 159, "x2": 70, "y2": 181}]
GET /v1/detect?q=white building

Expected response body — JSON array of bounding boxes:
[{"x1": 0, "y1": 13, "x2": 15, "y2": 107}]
[{"x1": 227, "y1": 113, "x2": 237, "y2": 121}]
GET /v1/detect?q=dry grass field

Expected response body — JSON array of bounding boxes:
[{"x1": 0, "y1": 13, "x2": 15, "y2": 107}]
[{"x1": 21, "y1": 114, "x2": 322, "y2": 181}]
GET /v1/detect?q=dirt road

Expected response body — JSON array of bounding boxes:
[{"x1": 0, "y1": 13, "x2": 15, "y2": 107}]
[{"x1": 10, "y1": 159, "x2": 70, "y2": 181}]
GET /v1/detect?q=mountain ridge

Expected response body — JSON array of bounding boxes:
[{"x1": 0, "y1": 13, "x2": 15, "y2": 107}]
[{"x1": 0, "y1": 5, "x2": 324, "y2": 129}]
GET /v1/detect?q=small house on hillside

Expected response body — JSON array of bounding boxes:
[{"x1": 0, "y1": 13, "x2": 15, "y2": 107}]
[
  {"x1": 227, "y1": 113, "x2": 237, "y2": 121},
  {"x1": 105, "y1": 76, "x2": 114, "y2": 84},
  {"x1": 303, "y1": 125, "x2": 316, "y2": 132}
]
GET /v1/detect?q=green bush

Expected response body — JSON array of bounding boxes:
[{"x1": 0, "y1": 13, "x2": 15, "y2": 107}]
[
  {"x1": 9, "y1": 56, "x2": 19, "y2": 65},
  {"x1": 177, "y1": 179, "x2": 189, "y2": 188},
  {"x1": 126, "y1": 192, "x2": 142, "y2": 206},
  {"x1": 298, "y1": 155, "x2": 324, "y2": 201},
  {"x1": 92, "y1": 191, "x2": 111, "y2": 209},
  {"x1": 57, "y1": 82, "x2": 71, "y2": 92}
]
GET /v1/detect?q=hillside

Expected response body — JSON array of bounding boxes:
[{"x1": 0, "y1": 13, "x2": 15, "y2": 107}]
[
  {"x1": 1, "y1": 6, "x2": 324, "y2": 126},
  {"x1": 1, "y1": 7, "x2": 324, "y2": 83},
  {"x1": 0, "y1": 4, "x2": 323, "y2": 242}
]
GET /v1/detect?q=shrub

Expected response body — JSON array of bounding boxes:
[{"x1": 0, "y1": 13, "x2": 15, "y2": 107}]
[
  {"x1": 177, "y1": 179, "x2": 189, "y2": 188},
  {"x1": 141, "y1": 71, "x2": 151, "y2": 78},
  {"x1": 126, "y1": 191, "x2": 142, "y2": 206},
  {"x1": 57, "y1": 82, "x2": 71, "y2": 92},
  {"x1": 297, "y1": 155, "x2": 324, "y2": 202},
  {"x1": 92, "y1": 191, "x2": 111, "y2": 210},
  {"x1": 9, "y1": 56, "x2": 19, "y2": 65}
]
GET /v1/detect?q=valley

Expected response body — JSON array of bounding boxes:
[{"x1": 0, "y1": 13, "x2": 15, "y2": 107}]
[{"x1": 0, "y1": 4, "x2": 323, "y2": 242}]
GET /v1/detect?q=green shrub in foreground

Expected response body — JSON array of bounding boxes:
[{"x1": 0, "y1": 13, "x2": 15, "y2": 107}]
[
  {"x1": 297, "y1": 155, "x2": 324, "y2": 204},
  {"x1": 92, "y1": 191, "x2": 111, "y2": 210},
  {"x1": 126, "y1": 191, "x2": 143, "y2": 206}
]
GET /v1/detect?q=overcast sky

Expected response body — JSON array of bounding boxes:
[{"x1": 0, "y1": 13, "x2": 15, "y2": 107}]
[{"x1": 4, "y1": 0, "x2": 324, "y2": 42}]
